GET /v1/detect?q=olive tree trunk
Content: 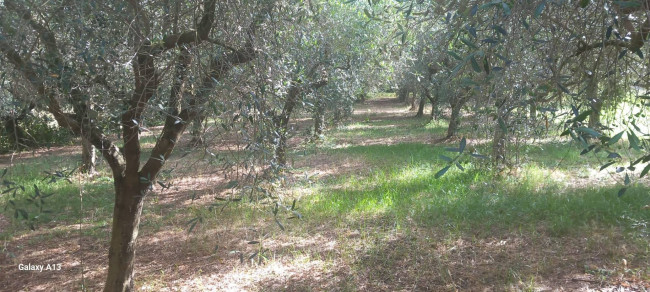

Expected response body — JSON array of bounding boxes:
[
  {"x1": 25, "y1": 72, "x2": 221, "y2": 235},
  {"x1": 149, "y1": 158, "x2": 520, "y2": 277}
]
[
  {"x1": 397, "y1": 86, "x2": 409, "y2": 103},
  {"x1": 415, "y1": 96, "x2": 425, "y2": 117},
  {"x1": 103, "y1": 177, "x2": 145, "y2": 291},
  {"x1": 1, "y1": 1, "x2": 261, "y2": 290},
  {"x1": 80, "y1": 138, "x2": 96, "y2": 174},
  {"x1": 493, "y1": 101, "x2": 509, "y2": 167},
  {"x1": 274, "y1": 84, "x2": 301, "y2": 166},
  {"x1": 446, "y1": 100, "x2": 462, "y2": 138},
  {"x1": 190, "y1": 115, "x2": 206, "y2": 146},
  {"x1": 2, "y1": 116, "x2": 35, "y2": 148},
  {"x1": 587, "y1": 91, "x2": 602, "y2": 130},
  {"x1": 422, "y1": 88, "x2": 437, "y2": 119},
  {"x1": 313, "y1": 99, "x2": 325, "y2": 139},
  {"x1": 409, "y1": 91, "x2": 418, "y2": 110},
  {"x1": 492, "y1": 121, "x2": 507, "y2": 167}
]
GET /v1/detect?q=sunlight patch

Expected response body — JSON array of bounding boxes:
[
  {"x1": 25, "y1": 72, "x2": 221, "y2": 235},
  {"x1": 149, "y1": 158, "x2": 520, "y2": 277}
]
[
  {"x1": 341, "y1": 124, "x2": 397, "y2": 130},
  {"x1": 395, "y1": 164, "x2": 434, "y2": 182},
  {"x1": 160, "y1": 258, "x2": 329, "y2": 291}
]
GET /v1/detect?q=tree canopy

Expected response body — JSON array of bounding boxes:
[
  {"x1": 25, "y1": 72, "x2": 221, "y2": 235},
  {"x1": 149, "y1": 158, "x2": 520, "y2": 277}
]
[{"x1": 1, "y1": 0, "x2": 649, "y2": 290}]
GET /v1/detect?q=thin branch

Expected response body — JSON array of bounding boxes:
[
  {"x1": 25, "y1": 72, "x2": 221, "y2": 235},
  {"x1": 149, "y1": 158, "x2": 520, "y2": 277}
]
[{"x1": 0, "y1": 24, "x2": 125, "y2": 175}]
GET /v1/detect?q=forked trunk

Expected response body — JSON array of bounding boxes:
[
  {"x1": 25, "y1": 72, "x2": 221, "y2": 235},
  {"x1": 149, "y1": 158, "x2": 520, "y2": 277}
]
[
  {"x1": 274, "y1": 83, "x2": 300, "y2": 166},
  {"x1": 423, "y1": 88, "x2": 437, "y2": 119},
  {"x1": 1, "y1": 102, "x2": 36, "y2": 149},
  {"x1": 2, "y1": 116, "x2": 36, "y2": 148},
  {"x1": 104, "y1": 177, "x2": 146, "y2": 292}
]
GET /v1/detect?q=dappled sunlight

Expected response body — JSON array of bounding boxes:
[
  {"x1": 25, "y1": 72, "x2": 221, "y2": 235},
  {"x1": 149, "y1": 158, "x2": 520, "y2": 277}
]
[
  {"x1": 0, "y1": 222, "x2": 110, "y2": 291},
  {"x1": 352, "y1": 99, "x2": 413, "y2": 118},
  {"x1": 136, "y1": 226, "x2": 354, "y2": 291},
  {"x1": 2, "y1": 0, "x2": 650, "y2": 289},
  {"x1": 303, "y1": 149, "x2": 649, "y2": 238},
  {"x1": 291, "y1": 152, "x2": 368, "y2": 181},
  {"x1": 339, "y1": 123, "x2": 398, "y2": 130},
  {"x1": 2, "y1": 96, "x2": 649, "y2": 291},
  {"x1": 153, "y1": 173, "x2": 228, "y2": 207},
  {"x1": 349, "y1": 194, "x2": 394, "y2": 215},
  {"x1": 517, "y1": 156, "x2": 649, "y2": 190},
  {"x1": 394, "y1": 163, "x2": 437, "y2": 183},
  {"x1": 157, "y1": 257, "x2": 336, "y2": 291},
  {"x1": 0, "y1": 145, "x2": 81, "y2": 169},
  {"x1": 339, "y1": 137, "x2": 434, "y2": 147}
]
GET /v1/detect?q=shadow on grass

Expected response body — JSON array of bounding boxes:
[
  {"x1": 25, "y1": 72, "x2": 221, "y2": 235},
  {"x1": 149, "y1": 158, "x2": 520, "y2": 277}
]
[
  {"x1": 305, "y1": 156, "x2": 649, "y2": 237},
  {"x1": 0, "y1": 174, "x2": 115, "y2": 237},
  {"x1": 294, "y1": 152, "x2": 649, "y2": 290}
]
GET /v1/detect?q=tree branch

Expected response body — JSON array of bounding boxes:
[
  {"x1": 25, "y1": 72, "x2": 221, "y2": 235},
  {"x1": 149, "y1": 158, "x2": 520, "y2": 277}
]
[
  {"x1": 575, "y1": 40, "x2": 630, "y2": 56},
  {"x1": 139, "y1": 0, "x2": 260, "y2": 180},
  {"x1": 148, "y1": 0, "x2": 217, "y2": 56},
  {"x1": 123, "y1": 0, "x2": 216, "y2": 178},
  {"x1": 0, "y1": 29, "x2": 125, "y2": 175}
]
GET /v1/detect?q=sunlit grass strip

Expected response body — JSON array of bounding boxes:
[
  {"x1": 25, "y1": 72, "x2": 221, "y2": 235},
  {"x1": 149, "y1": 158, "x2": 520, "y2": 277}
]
[{"x1": 303, "y1": 157, "x2": 649, "y2": 237}]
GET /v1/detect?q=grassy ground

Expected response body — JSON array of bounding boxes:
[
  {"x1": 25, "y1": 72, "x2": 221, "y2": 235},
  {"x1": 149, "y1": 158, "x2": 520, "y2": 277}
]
[{"x1": 0, "y1": 94, "x2": 649, "y2": 291}]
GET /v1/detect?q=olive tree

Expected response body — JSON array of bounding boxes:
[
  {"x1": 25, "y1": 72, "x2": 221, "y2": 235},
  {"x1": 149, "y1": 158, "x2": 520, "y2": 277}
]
[{"x1": 0, "y1": 0, "x2": 273, "y2": 290}]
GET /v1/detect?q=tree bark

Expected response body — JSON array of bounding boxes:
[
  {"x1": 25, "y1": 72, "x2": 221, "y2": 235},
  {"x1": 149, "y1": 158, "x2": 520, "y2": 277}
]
[
  {"x1": 415, "y1": 96, "x2": 425, "y2": 117},
  {"x1": 103, "y1": 177, "x2": 146, "y2": 292},
  {"x1": 409, "y1": 91, "x2": 417, "y2": 110},
  {"x1": 493, "y1": 102, "x2": 508, "y2": 167},
  {"x1": 1, "y1": 101, "x2": 37, "y2": 149},
  {"x1": 274, "y1": 84, "x2": 300, "y2": 166},
  {"x1": 492, "y1": 121, "x2": 507, "y2": 167},
  {"x1": 275, "y1": 75, "x2": 328, "y2": 165},
  {"x1": 190, "y1": 115, "x2": 206, "y2": 146},
  {"x1": 397, "y1": 86, "x2": 408, "y2": 102},
  {"x1": 313, "y1": 99, "x2": 325, "y2": 139},
  {"x1": 276, "y1": 134, "x2": 288, "y2": 166},
  {"x1": 0, "y1": 1, "x2": 264, "y2": 290},
  {"x1": 423, "y1": 87, "x2": 437, "y2": 119},
  {"x1": 587, "y1": 76, "x2": 602, "y2": 129},
  {"x1": 446, "y1": 101, "x2": 461, "y2": 138},
  {"x1": 80, "y1": 138, "x2": 96, "y2": 174},
  {"x1": 588, "y1": 101, "x2": 602, "y2": 129}
]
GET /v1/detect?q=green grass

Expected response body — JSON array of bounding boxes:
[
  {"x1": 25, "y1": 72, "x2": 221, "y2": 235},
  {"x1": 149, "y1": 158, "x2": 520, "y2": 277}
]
[
  {"x1": 303, "y1": 154, "x2": 648, "y2": 237},
  {"x1": 297, "y1": 102, "x2": 650, "y2": 239},
  {"x1": 3, "y1": 97, "x2": 648, "y2": 241},
  {"x1": 0, "y1": 155, "x2": 114, "y2": 237},
  {"x1": 2, "y1": 95, "x2": 649, "y2": 290},
  {"x1": 333, "y1": 118, "x2": 439, "y2": 140}
]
